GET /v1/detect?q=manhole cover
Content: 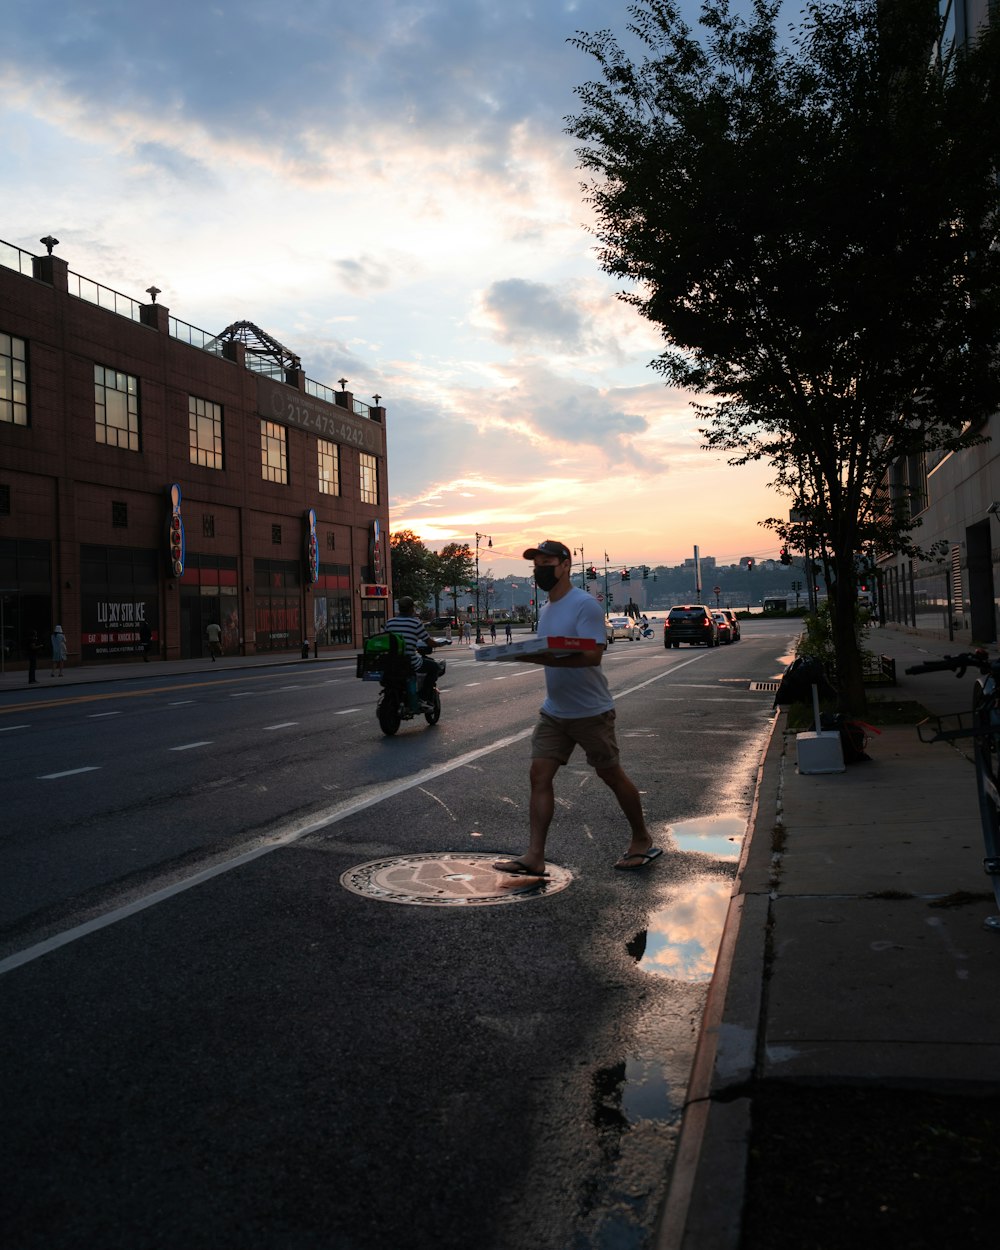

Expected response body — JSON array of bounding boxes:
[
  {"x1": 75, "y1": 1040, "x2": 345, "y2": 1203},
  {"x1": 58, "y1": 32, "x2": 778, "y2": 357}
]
[{"x1": 340, "y1": 852, "x2": 573, "y2": 907}]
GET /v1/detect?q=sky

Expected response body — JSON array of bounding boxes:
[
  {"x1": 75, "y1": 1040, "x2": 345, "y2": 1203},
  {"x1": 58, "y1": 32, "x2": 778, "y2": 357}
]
[{"x1": 1, "y1": 0, "x2": 784, "y2": 579}]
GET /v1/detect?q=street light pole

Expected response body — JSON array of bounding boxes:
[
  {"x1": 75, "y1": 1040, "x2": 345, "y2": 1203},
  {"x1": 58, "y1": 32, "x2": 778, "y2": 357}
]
[{"x1": 475, "y1": 532, "x2": 492, "y2": 644}]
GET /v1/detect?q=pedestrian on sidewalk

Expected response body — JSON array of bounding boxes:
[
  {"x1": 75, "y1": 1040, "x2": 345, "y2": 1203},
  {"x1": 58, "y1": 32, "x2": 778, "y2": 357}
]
[
  {"x1": 505, "y1": 622, "x2": 513, "y2": 643},
  {"x1": 206, "y1": 621, "x2": 222, "y2": 661},
  {"x1": 493, "y1": 539, "x2": 659, "y2": 879},
  {"x1": 24, "y1": 629, "x2": 42, "y2": 684},
  {"x1": 50, "y1": 625, "x2": 67, "y2": 677}
]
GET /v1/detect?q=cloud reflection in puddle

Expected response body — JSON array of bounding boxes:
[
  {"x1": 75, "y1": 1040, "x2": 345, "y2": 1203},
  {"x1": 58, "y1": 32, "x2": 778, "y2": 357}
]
[{"x1": 632, "y1": 875, "x2": 733, "y2": 982}]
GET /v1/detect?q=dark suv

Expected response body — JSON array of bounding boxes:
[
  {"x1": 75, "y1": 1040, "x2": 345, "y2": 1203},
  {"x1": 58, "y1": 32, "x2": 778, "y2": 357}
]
[{"x1": 664, "y1": 605, "x2": 719, "y2": 648}]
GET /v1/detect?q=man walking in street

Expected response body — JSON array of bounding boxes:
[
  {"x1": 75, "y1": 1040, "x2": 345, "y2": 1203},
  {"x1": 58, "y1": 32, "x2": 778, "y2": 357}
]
[{"x1": 493, "y1": 539, "x2": 660, "y2": 878}]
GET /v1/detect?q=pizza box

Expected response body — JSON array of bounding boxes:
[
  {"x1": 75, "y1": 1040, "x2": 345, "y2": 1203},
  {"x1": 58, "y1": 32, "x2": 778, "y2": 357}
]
[{"x1": 474, "y1": 635, "x2": 600, "y2": 662}]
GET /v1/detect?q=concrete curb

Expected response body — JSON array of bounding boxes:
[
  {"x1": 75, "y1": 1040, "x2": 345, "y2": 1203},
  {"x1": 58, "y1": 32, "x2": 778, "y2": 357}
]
[{"x1": 655, "y1": 709, "x2": 784, "y2": 1250}]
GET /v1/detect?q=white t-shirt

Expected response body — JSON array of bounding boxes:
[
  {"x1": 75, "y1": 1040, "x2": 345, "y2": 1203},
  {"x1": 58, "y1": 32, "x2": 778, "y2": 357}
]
[{"x1": 537, "y1": 587, "x2": 612, "y2": 719}]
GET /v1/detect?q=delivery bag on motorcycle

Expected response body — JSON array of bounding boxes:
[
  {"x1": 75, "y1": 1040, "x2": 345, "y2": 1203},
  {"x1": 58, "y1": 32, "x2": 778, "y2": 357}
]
[{"x1": 356, "y1": 631, "x2": 411, "y2": 680}]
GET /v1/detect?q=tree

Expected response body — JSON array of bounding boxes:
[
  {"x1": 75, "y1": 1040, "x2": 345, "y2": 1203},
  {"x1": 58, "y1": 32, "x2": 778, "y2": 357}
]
[
  {"x1": 567, "y1": 0, "x2": 1000, "y2": 711},
  {"x1": 426, "y1": 542, "x2": 475, "y2": 615},
  {"x1": 389, "y1": 530, "x2": 432, "y2": 604}
]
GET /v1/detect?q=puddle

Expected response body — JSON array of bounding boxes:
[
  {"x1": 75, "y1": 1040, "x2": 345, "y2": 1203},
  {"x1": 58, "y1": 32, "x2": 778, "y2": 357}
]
[
  {"x1": 630, "y1": 875, "x2": 733, "y2": 981},
  {"x1": 668, "y1": 813, "x2": 745, "y2": 859}
]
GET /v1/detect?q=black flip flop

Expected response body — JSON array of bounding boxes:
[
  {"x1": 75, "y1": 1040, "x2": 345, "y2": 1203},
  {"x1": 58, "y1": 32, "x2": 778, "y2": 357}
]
[{"x1": 494, "y1": 858, "x2": 550, "y2": 878}]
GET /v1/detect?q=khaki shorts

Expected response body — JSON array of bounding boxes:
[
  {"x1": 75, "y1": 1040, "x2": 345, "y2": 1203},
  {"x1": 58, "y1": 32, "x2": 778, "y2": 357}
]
[{"x1": 531, "y1": 710, "x2": 620, "y2": 770}]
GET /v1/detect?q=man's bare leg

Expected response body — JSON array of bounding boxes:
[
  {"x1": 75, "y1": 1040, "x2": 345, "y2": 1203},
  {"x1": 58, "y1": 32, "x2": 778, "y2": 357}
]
[
  {"x1": 596, "y1": 764, "x2": 654, "y2": 862},
  {"x1": 494, "y1": 757, "x2": 560, "y2": 876}
]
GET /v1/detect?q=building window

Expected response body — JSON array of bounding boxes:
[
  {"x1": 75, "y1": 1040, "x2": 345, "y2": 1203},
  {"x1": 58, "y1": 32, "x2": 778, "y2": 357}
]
[
  {"x1": 318, "y1": 438, "x2": 340, "y2": 495},
  {"x1": 189, "y1": 396, "x2": 223, "y2": 469},
  {"x1": 261, "y1": 419, "x2": 288, "y2": 484},
  {"x1": 94, "y1": 364, "x2": 140, "y2": 451},
  {"x1": 203, "y1": 514, "x2": 215, "y2": 538},
  {"x1": 326, "y1": 532, "x2": 336, "y2": 550},
  {"x1": 359, "y1": 452, "x2": 379, "y2": 505},
  {"x1": 272, "y1": 524, "x2": 282, "y2": 544},
  {"x1": 0, "y1": 333, "x2": 28, "y2": 427},
  {"x1": 112, "y1": 501, "x2": 128, "y2": 528}
]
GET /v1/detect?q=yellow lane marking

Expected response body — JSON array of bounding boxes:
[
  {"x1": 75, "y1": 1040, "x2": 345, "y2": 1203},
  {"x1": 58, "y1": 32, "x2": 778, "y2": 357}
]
[{"x1": 0, "y1": 674, "x2": 282, "y2": 715}]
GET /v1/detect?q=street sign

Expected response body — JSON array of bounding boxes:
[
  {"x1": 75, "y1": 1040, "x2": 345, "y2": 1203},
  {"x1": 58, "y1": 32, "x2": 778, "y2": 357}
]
[
  {"x1": 713, "y1": 585, "x2": 721, "y2": 594},
  {"x1": 597, "y1": 592, "x2": 604, "y2": 602}
]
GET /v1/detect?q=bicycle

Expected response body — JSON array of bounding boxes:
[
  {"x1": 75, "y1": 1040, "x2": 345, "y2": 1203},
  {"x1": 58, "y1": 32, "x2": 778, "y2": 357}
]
[{"x1": 905, "y1": 649, "x2": 1000, "y2": 931}]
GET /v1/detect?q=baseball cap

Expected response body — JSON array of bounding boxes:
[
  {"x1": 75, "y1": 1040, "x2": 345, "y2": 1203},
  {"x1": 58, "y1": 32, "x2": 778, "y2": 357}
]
[{"x1": 522, "y1": 540, "x2": 571, "y2": 561}]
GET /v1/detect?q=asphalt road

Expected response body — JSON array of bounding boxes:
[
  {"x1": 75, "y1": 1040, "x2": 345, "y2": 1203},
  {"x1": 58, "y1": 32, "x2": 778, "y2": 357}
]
[{"x1": 0, "y1": 620, "x2": 798, "y2": 1250}]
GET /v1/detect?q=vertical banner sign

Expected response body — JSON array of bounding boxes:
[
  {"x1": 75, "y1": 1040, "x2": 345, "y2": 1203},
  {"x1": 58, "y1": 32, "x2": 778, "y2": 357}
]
[
  {"x1": 168, "y1": 484, "x2": 185, "y2": 577},
  {"x1": 305, "y1": 508, "x2": 319, "y2": 584},
  {"x1": 370, "y1": 519, "x2": 382, "y2": 583}
]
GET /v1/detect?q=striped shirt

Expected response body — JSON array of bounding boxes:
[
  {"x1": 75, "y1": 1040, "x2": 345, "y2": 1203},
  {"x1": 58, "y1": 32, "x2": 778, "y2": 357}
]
[{"x1": 383, "y1": 615, "x2": 432, "y2": 672}]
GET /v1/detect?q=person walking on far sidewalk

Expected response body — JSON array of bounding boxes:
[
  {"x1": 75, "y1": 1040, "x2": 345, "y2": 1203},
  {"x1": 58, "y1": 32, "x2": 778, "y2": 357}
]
[
  {"x1": 206, "y1": 621, "x2": 222, "y2": 661},
  {"x1": 50, "y1": 625, "x2": 67, "y2": 677},
  {"x1": 24, "y1": 630, "x2": 42, "y2": 684},
  {"x1": 493, "y1": 539, "x2": 660, "y2": 880},
  {"x1": 139, "y1": 619, "x2": 152, "y2": 661}
]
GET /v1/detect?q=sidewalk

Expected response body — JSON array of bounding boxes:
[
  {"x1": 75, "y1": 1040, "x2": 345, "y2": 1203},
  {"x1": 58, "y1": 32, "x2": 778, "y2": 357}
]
[{"x1": 659, "y1": 628, "x2": 1000, "y2": 1249}]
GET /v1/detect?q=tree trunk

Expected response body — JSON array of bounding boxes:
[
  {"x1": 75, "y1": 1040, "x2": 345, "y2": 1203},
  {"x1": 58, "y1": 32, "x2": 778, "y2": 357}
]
[{"x1": 830, "y1": 564, "x2": 867, "y2": 716}]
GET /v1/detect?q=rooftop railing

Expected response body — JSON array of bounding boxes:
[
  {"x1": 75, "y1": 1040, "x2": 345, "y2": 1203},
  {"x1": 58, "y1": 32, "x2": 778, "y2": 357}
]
[
  {"x1": 67, "y1": 270, "x2": 143, "y2": 321},
  {"x1": 168, "y1": 317, "x2": 226, "y2": 356},
  {"x1": 1, "y1": 238, "x2": 376, "y2": 417},
  {"x1": 0, "y1": 239, "x2": 34, "y2": 277}
]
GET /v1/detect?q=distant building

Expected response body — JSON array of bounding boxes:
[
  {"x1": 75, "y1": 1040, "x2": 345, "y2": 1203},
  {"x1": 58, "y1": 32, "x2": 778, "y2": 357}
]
[
  {"x1": 877, "y1": 3, "x2": 999, "y2": 641},
  {"x1": 0, "y1": 236, "x2": 391, "y2": 665}
]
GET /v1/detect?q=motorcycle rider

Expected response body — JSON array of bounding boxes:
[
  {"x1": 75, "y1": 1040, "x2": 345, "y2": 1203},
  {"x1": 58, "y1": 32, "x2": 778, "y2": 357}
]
[{"x1": 383, "y1": 596, "x2": 445, "y2": 703}]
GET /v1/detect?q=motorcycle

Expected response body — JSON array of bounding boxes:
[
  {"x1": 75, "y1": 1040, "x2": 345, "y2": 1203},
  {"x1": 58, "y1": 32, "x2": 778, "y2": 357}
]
[{"x1": 357, "y1": 634, "x2": 449, "y2": 736}]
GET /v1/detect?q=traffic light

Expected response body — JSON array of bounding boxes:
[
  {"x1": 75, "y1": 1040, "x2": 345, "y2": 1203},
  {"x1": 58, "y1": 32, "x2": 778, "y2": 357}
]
[
  {"x1": 621, "y1": 568, "x2": 630, "y2": 581},
  {"x1": 779, "y1": 547, "x2": 792, "y2": 565},
  {"x1": 587, "y1": 565, "x2": 597, "y2": 580},
  {"x1": 746, "y1": 558, "x2": 754, "y2": 571}
]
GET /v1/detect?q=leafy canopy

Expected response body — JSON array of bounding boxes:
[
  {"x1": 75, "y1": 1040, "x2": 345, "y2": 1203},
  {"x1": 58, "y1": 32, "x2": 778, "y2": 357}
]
[
  {"x1": 567, "y1": 0, "x2": 1000, "y2": 562},
  {"x1": 567, "y1": 0, "x2": 1000, "y2": 709}
]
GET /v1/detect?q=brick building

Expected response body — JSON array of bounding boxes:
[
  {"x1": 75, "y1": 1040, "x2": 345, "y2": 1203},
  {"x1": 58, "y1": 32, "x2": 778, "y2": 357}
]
[{"x1": 0, "y1": 236, "x2": 392, "y2": 667}]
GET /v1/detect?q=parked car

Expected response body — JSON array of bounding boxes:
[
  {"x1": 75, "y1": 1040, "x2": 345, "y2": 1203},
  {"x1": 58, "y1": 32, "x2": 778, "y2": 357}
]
[
  {"x1": 664, "y1": 605, "x2": 719, "y2": 648},
  {"x1": 608, "y1": 615, "x2": 640, "y2": 641},
  {"x1": 712, "y1": 610, "x2": 733, "y2": 644},
  {"x1": 604, "y1": 617, "x2": 616, "y2": 644},
  {"x1": 716, "y1": 607, "x2": 741, "y2": 641}
]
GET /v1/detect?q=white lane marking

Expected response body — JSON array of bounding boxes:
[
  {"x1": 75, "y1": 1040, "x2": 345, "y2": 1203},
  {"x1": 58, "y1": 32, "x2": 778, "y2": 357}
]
[
  {"x1": 0, "y1": 725, "x2": 30, "y2": 732},
  {"x1": 169, "y1": 741, "x2": 213, "y2": 751},
  {"x1": 0, "y1": 727, "x2": 534, "y2": 976},
  {"x1": 168, "y1": 700, "x2": 196, "y2": 706},
  {"x1": 278, "y1": 685, "x2": 302, "y2": 691},
  {"x1": 333, "y1": 708, "x2": 362, "y2": 715},
  {"x1": 229, "y1": 692, "x2": 256, "y2": 698},
  {"x1": 88, "y1": 712, "x2": 122, "y2": 718},
  {"x1": 39, "y1": 767, "x2": 101, "y2": 779},
  {"x1": 0, "y1": 652, "x2": 715, "y2": 976},
  {"x1": 264, "y1": 722, "x2": 299, "y2": 730}
]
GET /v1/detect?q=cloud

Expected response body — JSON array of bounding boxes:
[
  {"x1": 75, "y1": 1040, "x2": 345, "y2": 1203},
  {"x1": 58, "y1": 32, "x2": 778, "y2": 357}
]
[{"x1": 479, "y1": 278, "x2": 584, "y2": 349}]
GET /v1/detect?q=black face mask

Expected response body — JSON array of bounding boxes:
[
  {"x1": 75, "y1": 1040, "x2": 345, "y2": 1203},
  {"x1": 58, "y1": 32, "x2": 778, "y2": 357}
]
[{"x1": 534, "y1": 564, "x2": 560, "y2": 592}]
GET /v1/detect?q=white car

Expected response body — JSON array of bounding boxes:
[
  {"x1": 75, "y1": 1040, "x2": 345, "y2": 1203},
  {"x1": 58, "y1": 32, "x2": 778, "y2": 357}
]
[{"x1": 608, "y1": 615, "x2": 640, "y2": 641}]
